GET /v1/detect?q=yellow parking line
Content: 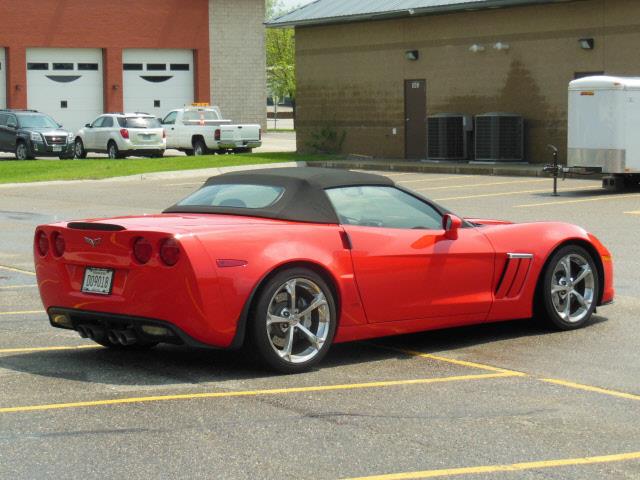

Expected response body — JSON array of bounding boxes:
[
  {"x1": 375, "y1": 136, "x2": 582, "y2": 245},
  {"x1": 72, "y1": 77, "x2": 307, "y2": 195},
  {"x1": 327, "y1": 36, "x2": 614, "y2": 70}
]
[
  {"x1": 434, "y1": 185, "x2": 597, "y2": 202},
  {"x1": 412, "y1": 178, "x2": 550, "y2": 191},
  {"x1": 0, "y1": 372, "x2": 515, "y2": 414},
  {"x1": 540, "y1": 378, "x2": 640, "y2": 401},
  {"x1": 0, "y1": 265, "x2": 36, "y2": 276},
  {"x1": 0, "y1": 284, "x2": 38, "y2": 290},
  {"x1": 0, "y1": 345, "x2": 101, "y2": 354},
  {"x1": 0, "y1": 310, "x2": 45, "y2": 316},
  {"x1": 343, "y1": 451, "x2": 640, "y2": 479},
  {"x1": 380, "y1": 346, "x2": 526, "y2": 376},
  {"x1": 624, "y1": 210, "x2": 640, "y2": 215},
  {"x1": 515, "y1": 192, "x2": 640, "y2": 208}
]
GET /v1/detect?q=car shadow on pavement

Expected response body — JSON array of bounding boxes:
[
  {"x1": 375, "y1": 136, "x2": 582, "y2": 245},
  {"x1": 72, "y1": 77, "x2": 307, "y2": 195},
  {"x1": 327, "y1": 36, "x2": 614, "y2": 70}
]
[{"x1": 0, "y1": 315, "x2": 608, "y2": 386}]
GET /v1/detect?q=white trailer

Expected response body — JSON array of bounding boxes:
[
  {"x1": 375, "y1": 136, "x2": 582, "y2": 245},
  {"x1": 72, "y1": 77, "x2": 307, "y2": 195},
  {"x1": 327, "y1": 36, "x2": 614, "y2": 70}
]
[{"x1": 568, "y1": 75, "x2": 640, "y2": 189}]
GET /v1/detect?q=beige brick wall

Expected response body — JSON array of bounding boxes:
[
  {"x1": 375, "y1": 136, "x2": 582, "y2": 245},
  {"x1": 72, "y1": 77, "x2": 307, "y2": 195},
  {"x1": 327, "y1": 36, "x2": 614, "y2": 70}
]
[
  {"x1": 295, "y1": 0, "x2": 640, "y2": 162},
  {"x1": 209, "y1": 0, "x2": 266, "y2": 127}
]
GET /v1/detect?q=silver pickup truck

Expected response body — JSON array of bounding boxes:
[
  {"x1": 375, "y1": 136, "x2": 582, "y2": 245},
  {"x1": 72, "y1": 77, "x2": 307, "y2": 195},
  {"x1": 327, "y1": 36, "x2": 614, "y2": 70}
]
[{"x1": 161, "y1": 106, "x2": 262, "y2": 156}]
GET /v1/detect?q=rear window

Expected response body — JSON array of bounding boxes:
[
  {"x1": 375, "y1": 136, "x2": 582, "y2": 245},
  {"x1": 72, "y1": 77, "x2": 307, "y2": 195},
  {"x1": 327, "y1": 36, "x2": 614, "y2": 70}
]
[
  {"x1": 177, "y1": 184, "x2": 284, "y2": 209},
  {"x1": 122, "y1": 117, "x2": 161, "y2": 129}
]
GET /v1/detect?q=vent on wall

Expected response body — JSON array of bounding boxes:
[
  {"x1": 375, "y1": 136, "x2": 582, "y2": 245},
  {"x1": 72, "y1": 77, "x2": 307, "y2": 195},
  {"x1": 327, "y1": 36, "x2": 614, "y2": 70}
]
[
  {"x1": 427, "y1": 114, "x2": 472, "y2": 161},
  {"x1": 474, "y1": 113, "x2": 524, "y2": 162}
]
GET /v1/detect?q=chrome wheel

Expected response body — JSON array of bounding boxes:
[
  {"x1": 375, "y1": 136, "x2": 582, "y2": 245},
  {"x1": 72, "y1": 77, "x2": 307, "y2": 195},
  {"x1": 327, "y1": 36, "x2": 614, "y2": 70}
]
[
  {"x1": 108, "y1": 143, "x2": 118, "y2": 159},
  {"x1": 74, "y1": 139, "x2": 85, "y2": 158},
  {"x1": 550, "y1": 253, "x2": 595, "y2": 324},
  {"x1": 266, "y1": 277, "x2": 331, "y2": 364},
  {"x1": 16, "y1": 142, "x2": 28, "y2": 160}
]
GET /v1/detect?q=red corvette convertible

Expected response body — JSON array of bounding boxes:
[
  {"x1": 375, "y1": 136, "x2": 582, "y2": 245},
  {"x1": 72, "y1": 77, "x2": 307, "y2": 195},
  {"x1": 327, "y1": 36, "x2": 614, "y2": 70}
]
[{"x1": 34, "y1": 168, "x2": 614, "y2": 372}]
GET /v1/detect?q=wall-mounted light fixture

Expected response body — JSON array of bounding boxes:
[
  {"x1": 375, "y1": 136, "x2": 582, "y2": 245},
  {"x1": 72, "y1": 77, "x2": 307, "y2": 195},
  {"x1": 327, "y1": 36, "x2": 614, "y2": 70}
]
[
  {"x1": 579, "y1": 38, "x2": 595, "y2": 50},
  {"x1": 112, "y1": 84, "x2": 119, "y2": 91},
  {"x1": 469, "y1": 44, "x2": 485, "y2": 53},
  {"x1": 14, "y1": 84, "x2": 21, "y2": 92},
  {"x1": 405, "y1": 50, "x2": 419, "y2": 61},
  {"x1": 493, "y1": 41, "x2": 510, "y2": 51}
]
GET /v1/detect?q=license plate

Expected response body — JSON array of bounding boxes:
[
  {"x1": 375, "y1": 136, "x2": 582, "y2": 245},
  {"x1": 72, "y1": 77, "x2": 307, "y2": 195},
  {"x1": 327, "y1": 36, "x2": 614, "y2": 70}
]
[
  {"x1": 52, "y1": 145, "x2": 62, "y2": 152},
  {"x1": 82, "y1": 268, "x2": 114, "y2": 295}
]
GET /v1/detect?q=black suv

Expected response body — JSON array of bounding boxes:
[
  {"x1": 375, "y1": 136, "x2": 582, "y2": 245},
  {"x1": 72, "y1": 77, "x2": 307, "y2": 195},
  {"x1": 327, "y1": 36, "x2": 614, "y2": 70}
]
[{"x1": 0, "y1": 110, "x2": 74, "y2": 160}]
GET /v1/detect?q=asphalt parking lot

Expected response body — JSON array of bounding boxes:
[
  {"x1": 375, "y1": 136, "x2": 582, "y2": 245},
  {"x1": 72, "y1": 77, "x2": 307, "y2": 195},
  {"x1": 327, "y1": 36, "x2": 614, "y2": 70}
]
[{"x1": 0, "y1": 169, "x2": 639, "y2": 479}]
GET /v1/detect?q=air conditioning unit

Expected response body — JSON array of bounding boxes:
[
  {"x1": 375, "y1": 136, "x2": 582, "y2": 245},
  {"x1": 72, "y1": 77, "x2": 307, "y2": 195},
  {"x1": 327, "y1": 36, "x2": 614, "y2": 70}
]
[
  {"x1": 427, "y1": 114, "x2": 472, "y2": 161},
  {"x1": 474, "y1": 113, "x2": 524, "y2": 162}
]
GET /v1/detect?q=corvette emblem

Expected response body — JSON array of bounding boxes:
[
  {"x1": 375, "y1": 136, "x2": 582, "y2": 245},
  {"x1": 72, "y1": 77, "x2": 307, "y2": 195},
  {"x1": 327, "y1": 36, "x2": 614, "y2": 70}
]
[{"x1": 84, "y1": 237, "x2": 102, "y2": 248}]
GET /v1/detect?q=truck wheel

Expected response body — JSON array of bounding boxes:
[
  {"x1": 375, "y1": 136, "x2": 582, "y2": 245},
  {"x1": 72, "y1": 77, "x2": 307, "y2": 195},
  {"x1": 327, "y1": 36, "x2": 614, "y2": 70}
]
[
  {"x1": 74, "y1": 139, "x2": 87, "y2": 159},
  {"x1": 193, "y1": 139, "x2": 206, "y2": 156},
  {"x1": 16, "y1": 141, "x2": 34, "y2": 160},
  {"x1": 107, "y1": 141, "x2": 124, "y2": 159},
  {"x1": 184, "y1": 149, "x2": 194, "y2": 156}
]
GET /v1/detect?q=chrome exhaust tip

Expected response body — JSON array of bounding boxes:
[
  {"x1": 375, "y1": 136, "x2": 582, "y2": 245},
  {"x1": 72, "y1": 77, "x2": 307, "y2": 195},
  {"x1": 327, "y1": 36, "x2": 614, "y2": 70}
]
[
  {"x1": 107, "y1": 330, "x2": 121, "y2": 345},
  {"x1": 77, "y1": 326, "x2": 89, "y2": 338},
  {"x1": 117, "y1": 329, "x2": 137, "y2": 346}
]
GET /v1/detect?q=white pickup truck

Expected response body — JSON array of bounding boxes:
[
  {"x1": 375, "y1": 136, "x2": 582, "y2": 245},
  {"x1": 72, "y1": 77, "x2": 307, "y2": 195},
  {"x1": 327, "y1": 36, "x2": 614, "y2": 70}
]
[{"x1": 161, "y1": 106, "x2": 262, "y2": 156}]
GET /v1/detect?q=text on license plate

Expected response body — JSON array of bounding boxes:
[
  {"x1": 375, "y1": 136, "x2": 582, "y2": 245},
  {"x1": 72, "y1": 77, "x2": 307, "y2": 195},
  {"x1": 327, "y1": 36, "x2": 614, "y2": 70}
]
[
  {"x1": 82, "y1": 268, "x2": 114, "y2": 295},
  {"x1": 52, "y1": 145, "x2": 62, "y2": 152}
]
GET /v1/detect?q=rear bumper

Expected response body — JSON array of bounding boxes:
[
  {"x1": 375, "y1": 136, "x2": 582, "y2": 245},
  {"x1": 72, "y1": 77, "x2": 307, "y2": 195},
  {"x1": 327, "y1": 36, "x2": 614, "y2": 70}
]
[
  {"x1": 48, "y1": 307, "x2": 216, "y2": 348},
  {"x1": 218, "y1": 140, "x2": 262, "y2": 150}
]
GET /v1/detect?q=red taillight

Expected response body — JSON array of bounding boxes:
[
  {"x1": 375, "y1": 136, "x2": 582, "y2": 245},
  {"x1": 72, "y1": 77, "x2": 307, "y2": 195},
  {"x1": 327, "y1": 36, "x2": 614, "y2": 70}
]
[
  {"x1": 214, "y1": 129, "x2": 221, "y2": 141},
  {"x1": 159, "y1": 238, "x2": 180, "y2": 266},
  {"x1": 120, "y1": 128, "x2": 130, "y2": 139},
  {"x1": 133, "y1": 237, "x2": 153, "y2": 264},
  {"x1": 51, "y1": 232, "x2": 65, "y2": 257},
  {"x1": 36, "y1": 230, "x2": 49, "y2": 256}
]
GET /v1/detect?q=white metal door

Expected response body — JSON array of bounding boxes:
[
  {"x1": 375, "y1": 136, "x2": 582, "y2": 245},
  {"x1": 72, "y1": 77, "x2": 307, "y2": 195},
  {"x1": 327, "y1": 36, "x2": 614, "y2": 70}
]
[
  {"x1": 0, "y1": 48, "x2": 6, "y2": 109},
  {"x1": 26, "y1": 48, "x2": 103, "y2": 134},
  {"x1": 123, "y1": 49, "x2": 194, "y2": 119}
]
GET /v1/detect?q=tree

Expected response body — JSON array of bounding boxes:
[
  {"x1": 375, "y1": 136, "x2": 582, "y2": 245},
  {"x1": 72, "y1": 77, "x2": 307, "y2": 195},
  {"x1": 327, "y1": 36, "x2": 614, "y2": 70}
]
[{"x1": 266, "y1": 1, "x2": 297, "y2": 123}]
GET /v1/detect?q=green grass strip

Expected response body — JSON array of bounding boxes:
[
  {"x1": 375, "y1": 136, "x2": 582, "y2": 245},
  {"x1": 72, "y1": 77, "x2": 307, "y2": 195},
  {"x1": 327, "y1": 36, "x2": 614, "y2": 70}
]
[{"x1": 0, "y1": 153, "x2": 342, "y2": 184}]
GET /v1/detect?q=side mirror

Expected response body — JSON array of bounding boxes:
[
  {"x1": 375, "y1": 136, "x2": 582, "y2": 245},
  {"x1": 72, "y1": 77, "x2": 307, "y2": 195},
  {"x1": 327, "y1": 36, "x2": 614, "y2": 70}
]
[
  {"x1": 85, "y1": 123, "x2": 92, "y2": 128},
  {"x1": 442, "y1": 214, "x2": 462, "y2": 240}
]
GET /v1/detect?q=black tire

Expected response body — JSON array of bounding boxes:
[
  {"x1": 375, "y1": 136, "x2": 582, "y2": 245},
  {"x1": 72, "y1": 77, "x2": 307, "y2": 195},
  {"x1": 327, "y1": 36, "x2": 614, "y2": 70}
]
[
  {"x1": 248, "y1": 267, "x2": 337, "y2": 373},
  {"x1": 74, "y1": 139, "x2": 87, "y2": 159},
  {"x1": 15, "y1": 141, "x2": 33, "y2": 160},
  {"x1": 184, "y1": 149, "x2": 194, "y2": 156},
  {"x1": 107, "y1": 141, "x2": 123, "y2": 159},
  {"x1": 192, "y1": 139, "x2": 207, "y2": 156},
  {"x1": 536, "y1": 245, "x2": 599, "y2": 330},
  {"x1": 232, "y1": 147, "x2": 252, "y2": 154}
]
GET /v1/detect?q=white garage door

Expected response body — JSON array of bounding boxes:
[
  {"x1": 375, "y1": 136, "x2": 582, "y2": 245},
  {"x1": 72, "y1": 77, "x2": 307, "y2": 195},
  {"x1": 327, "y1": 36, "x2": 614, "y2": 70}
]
[
  {"x1": 0, "y1": 48, "x2": 6, "y2": 109},
  {"x1": 123, "y1": 49, "x2": 194, "y2": 118},
  {"x1": 26, "y1": 48, "x2": 103, "y2": 133}
]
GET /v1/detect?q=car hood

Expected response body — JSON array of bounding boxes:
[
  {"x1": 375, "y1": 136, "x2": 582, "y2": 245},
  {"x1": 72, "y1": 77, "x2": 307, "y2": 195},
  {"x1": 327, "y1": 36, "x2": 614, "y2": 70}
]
[{"x1": 25, "y1": 127, "x2": 72, "y2": 136}]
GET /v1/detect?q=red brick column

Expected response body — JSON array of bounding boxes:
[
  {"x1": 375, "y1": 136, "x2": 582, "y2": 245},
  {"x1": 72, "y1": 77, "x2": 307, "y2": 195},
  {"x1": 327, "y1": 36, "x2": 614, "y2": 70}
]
[
  {"x1": 193, "y1": 48, "x2": 211, "y2": 104},
  {"x1": 103, "y1": 47, "x2": 123, "y2": 113},
  {"x1": 6, "y1": 46, "x2": 27, "y2": 109}
]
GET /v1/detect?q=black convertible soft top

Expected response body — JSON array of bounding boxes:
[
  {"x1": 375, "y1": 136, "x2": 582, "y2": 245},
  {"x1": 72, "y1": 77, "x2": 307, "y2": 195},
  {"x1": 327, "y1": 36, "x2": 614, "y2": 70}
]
[{"x1": 163, "y1": 167, "x2": 394, "y2": 223}]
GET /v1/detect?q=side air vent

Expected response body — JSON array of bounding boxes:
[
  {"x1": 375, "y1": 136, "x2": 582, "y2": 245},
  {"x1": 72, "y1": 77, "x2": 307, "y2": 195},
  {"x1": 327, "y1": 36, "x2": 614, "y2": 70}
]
[
  {"x1": 474, "y1": 113, "x2": 524, "y2": 162},
  {"x1": 495, "y1": 253, "x2": 533, "y2": 299},
  {"x1": 427, "y1": 114, "x2": 473, "y2": 161},
  {"x1": 67, "y1": 222, "x2": 126, "y2": 231}
]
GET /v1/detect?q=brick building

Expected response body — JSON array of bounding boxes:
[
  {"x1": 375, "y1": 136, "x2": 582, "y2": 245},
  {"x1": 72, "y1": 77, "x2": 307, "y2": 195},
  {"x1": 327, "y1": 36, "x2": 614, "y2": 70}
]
[
  {"x1": 0, "y1": 0, "x2": 265, "y2": 131},
  {"x1": 269, "y1": 0, "x2": 640, "y2": 163}
]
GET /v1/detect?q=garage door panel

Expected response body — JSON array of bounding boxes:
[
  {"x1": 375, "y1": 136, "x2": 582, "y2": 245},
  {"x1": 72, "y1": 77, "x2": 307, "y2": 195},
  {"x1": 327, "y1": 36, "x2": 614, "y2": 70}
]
[
  {"x1": 27, "y1": 48, "x2": 103, "y2": 133},
  {"x1": 0, "y1": 48, "x2": 6, "y2": 109},
  {"x1": 123, "y1": 49, "x2": 194, "y2": 118}
]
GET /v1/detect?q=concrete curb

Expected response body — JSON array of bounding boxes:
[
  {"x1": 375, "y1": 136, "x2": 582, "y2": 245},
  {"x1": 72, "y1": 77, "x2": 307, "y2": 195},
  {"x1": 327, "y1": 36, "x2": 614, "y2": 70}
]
[
  {"x1": 307, "y1": 160, "x2": 603, "y2": 180},
  {"x1": 0, "y1": 161, "x2": 307, "y2": 189}
]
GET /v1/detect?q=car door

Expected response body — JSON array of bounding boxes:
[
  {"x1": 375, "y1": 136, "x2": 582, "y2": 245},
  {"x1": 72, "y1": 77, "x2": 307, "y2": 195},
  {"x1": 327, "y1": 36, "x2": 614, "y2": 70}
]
[
  {"x1": 99, "y1": 116, "x2": 114, "y2": 149},
  {"x1": 84, "y1": 116, "x2": 103, "y2": 149},
  {"x1": 162, "y1": 111, "x2": 179, "y2": 147},
  {"x1": 326, "y1": 185, "x2": 496, "y2": 324},
  {"x1": 0, "y1": 113, "x2": 9, "y2": 150}
]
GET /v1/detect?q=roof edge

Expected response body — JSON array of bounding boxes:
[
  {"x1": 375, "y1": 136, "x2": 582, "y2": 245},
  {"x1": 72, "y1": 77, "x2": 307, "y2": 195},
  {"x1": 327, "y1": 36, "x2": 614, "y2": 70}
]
[{"x1": 266, "y1": 0, "x2": 582, "y2": 28}]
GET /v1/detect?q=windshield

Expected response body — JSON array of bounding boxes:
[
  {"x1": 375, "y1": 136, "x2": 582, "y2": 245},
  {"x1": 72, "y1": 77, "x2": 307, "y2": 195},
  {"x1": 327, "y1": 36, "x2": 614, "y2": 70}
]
[
  {"x1": 123, "y1": 117, "x2": 161, "y2": 129},
  {"x1": 177, "y1": 184, "x2": 285, "y2": 209},
  {"x1": 17, "y1": 114, "x2": 60, "y2": 129}
]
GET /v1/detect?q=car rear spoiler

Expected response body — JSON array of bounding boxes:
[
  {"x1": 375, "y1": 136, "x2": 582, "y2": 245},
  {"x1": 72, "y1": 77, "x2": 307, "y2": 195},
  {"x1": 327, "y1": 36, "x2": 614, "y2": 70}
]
[{"x1": 67, "y1": 222, "x2": 126, "y2": 231}]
